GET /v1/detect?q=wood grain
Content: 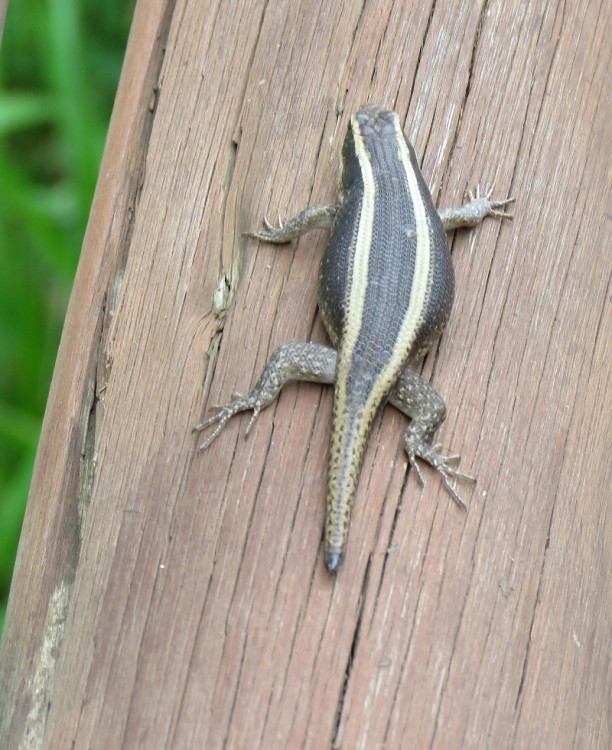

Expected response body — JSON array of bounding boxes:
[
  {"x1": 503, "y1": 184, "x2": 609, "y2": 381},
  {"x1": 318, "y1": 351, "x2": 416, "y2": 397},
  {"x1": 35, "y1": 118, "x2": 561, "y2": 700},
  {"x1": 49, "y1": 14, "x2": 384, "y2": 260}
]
[{"x1": 0, "y1": 0, "x2": 609, "y2": 748}]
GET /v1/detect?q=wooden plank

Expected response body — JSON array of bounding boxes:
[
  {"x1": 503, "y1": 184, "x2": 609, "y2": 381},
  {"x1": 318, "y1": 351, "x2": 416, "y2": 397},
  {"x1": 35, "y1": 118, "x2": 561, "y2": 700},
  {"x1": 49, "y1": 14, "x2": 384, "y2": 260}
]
[
  {"x1": 0, "y1": 1, "x2": 7, "y2": 43},
  {"x1": 0, "y1": 0, "x2": 609, "y2": 748}
]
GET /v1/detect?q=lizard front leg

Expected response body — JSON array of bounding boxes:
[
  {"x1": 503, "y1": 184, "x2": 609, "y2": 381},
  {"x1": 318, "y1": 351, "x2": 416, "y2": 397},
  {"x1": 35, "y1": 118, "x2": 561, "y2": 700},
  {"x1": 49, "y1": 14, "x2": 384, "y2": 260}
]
[
  {"x1": 438, "y1": 185, "x2": 514, "y2": 231},
  {"x1": 244, "y1": 205, "x2": 337, "y2": 244}
]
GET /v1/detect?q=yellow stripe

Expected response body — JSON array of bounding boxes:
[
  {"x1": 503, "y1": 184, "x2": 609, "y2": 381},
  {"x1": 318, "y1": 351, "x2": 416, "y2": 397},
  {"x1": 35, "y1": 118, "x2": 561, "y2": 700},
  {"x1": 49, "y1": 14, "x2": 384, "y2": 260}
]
[
  {"x1": 327, "y1": 116, "x2": 377, "y2": 513},
  {"x1": 333, "y1": 116, "x2": 376, "y2": 416},
  {"x1": 357, "y1": 114, "x2": 432, "y2": 420},
  {"x1": 388, "y1": 114, "x2": 431, "y2": 363},
  {"x1": 327, "y1": 112, "x2": 434, "y2": 548}
]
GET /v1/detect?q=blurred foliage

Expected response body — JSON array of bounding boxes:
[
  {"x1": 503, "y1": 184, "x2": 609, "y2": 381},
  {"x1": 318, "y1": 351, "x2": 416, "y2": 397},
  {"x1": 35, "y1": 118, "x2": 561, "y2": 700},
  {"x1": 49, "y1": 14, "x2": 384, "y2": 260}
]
[{"x1": 0, "y1": 0, "x2": 134, "y2": 635}]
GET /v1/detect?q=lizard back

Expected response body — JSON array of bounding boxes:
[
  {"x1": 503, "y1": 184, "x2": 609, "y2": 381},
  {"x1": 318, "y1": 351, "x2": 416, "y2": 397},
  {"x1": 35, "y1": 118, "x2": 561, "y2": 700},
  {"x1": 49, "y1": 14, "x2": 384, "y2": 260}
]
[{"x1": 319, "y1": 105, "x2": 454, "y2": 568}]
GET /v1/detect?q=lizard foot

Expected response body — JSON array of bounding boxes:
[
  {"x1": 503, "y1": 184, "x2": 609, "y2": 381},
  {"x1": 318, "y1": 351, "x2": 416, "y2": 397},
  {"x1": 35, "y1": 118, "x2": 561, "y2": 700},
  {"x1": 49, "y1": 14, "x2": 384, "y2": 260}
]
[
  {"x1": 466, "y1": 184, "x2": 515, "y2": 220},
  {"x1": 193, "y1": 392, "x2": 262, "y2": 451},
  {"x1": 406, "y1": 441, "x2": 476, "y2": 511}
]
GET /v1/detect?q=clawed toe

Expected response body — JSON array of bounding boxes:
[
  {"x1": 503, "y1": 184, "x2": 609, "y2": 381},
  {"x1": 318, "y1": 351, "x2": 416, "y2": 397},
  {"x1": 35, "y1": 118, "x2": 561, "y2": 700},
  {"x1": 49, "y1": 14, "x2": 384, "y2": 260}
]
[
  {"x1": 196, "y1": 422, "x2": 227, "y2": 451},
  {"x1": 467, "y1": 184, "x2": 515, "y2": 220},
  {"x1": 438, "y1": 473, "x2": 468, "y2": 511},
  {"x1": 194, "y1": 394, "x2": 261, "y2": 450},
  {"x1": 407, "y1": 442, "x2": 475, "y2": 510},
  {"x1": 490, "y1": 199, "x2": 515, "y2": 219},
  {"x1": 244, "y1": 406, "x2": 261, "y2": 436},
  {"x1": 192, "y1": 409, "x2": 222, "y2": 433}
]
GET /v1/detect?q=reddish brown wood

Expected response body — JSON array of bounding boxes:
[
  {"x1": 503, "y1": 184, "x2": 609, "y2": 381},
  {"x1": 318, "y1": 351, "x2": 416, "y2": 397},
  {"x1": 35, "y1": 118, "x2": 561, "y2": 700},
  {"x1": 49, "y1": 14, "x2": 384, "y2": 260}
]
[
  {"x1": 0, "y1": 2, "x2": 7, "y2": 43},
  {"x1": 1, "y1": 0, "x2": 609, "y2": 748}
]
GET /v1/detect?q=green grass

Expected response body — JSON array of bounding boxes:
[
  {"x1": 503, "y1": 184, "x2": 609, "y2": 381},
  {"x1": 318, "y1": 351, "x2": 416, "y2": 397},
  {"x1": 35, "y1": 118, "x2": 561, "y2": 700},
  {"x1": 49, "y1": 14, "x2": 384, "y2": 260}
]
[{"x1": 0, "y1": 0, "x2": 134, "y2": 636}]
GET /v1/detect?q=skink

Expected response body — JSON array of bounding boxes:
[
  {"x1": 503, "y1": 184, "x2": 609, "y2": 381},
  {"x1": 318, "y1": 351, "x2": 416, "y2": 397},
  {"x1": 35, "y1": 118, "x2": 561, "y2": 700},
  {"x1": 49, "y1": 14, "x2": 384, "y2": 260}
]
[{"x1": 195, "y1": 104, "x2": 513, "y2": 573}]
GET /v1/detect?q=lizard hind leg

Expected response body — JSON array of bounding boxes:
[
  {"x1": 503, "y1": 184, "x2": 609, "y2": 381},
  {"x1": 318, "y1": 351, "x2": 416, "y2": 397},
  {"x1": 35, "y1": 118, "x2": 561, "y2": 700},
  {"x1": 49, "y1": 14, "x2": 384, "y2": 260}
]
[
  {"x1": 194, "y1": 342, "x2": 337, "y2": 451},
  {"x1": 388, "y1": 365, "x2": 475, "y2": 509}
]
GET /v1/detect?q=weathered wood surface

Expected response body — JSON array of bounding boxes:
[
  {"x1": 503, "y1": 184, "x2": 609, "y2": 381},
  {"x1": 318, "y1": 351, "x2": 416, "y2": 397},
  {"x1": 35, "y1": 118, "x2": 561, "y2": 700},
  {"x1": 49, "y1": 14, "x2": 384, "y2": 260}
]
[
  {"x1": 0, "y1": 0, "x2": 609, "y2": 748},
  {"x1": 0, "y1": 2, "x2": 7, "y2": 43}
]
